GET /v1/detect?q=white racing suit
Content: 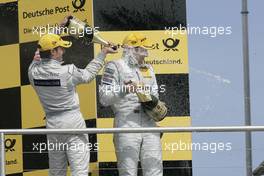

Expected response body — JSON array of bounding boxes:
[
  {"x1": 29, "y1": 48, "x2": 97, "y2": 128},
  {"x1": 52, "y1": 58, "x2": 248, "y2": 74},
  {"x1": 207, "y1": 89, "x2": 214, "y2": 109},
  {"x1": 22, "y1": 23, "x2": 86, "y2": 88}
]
[
  {"x1": 28, "y1": 52, "x2": 106, "y2": 176},
  {"x1": 99, "y1": 56, "x2": 163, "y2": 176}
]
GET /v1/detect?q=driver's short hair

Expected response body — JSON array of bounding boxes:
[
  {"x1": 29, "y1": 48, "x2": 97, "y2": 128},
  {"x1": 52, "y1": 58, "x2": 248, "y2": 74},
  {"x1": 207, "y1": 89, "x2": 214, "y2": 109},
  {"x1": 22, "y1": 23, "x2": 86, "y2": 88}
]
[{"x1": 38, "y1": 45, "x2": 59, "y2": 58}]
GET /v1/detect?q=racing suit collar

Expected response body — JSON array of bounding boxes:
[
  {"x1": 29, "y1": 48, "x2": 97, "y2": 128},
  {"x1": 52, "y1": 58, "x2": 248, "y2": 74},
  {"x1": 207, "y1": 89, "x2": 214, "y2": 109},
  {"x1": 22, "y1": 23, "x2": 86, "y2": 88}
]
[
  {"x1": 42, "y1": 58, "x2": 64, "y2": 65},
  {"x1": 124, "y1": 56, "x2": 148, "y2": 69},
  {"x1": 138, "y1": 63, "x2": 149, "y2": 69},
  {"x1": 124, "y1": 55, "x2": 147, "y2": 69}
]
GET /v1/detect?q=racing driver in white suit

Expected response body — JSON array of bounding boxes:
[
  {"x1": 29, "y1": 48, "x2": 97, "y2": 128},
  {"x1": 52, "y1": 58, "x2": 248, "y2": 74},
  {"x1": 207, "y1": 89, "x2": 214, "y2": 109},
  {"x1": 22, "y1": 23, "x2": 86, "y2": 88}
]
[
  {"x1": 28, "y1": 33, "x2": 116, "y2": 176},
  {"x1": 99, "y1": 33, "x2": 163, "y2": 176}
]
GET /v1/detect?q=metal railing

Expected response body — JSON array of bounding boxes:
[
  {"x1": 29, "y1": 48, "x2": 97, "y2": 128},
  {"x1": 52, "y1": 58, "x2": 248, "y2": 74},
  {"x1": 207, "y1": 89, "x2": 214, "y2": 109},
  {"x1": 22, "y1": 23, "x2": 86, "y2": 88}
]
[{"x1": 1, "y1": 126, "x2": 264, "y2": 176}]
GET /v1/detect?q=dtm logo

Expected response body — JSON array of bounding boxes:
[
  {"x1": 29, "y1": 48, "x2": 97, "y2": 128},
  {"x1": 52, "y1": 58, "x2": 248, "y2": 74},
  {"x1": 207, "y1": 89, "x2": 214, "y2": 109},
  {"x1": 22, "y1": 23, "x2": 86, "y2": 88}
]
[
  {"x1": 162, "y1": 38, "x2": 180, "y2": 51},
  {"x1": 72, "y1": 0, "x2": 86, "y2": 13},
  {"x1": 5, "y1": 138, "x2": 16, "y2": 152}
]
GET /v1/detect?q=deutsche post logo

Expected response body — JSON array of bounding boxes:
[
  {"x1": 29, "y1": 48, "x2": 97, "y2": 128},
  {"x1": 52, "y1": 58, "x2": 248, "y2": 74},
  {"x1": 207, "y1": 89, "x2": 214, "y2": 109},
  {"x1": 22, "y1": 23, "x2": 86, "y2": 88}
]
[
  {"x1": 5, "y1": 138, "x2": 16, "y2": 152},
  {"x1": 162, "y1": 38, "x2": 180, "y2": 51},
  {"x1": 72, "y1": 0, "x2": 86, "y2": 13}
]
